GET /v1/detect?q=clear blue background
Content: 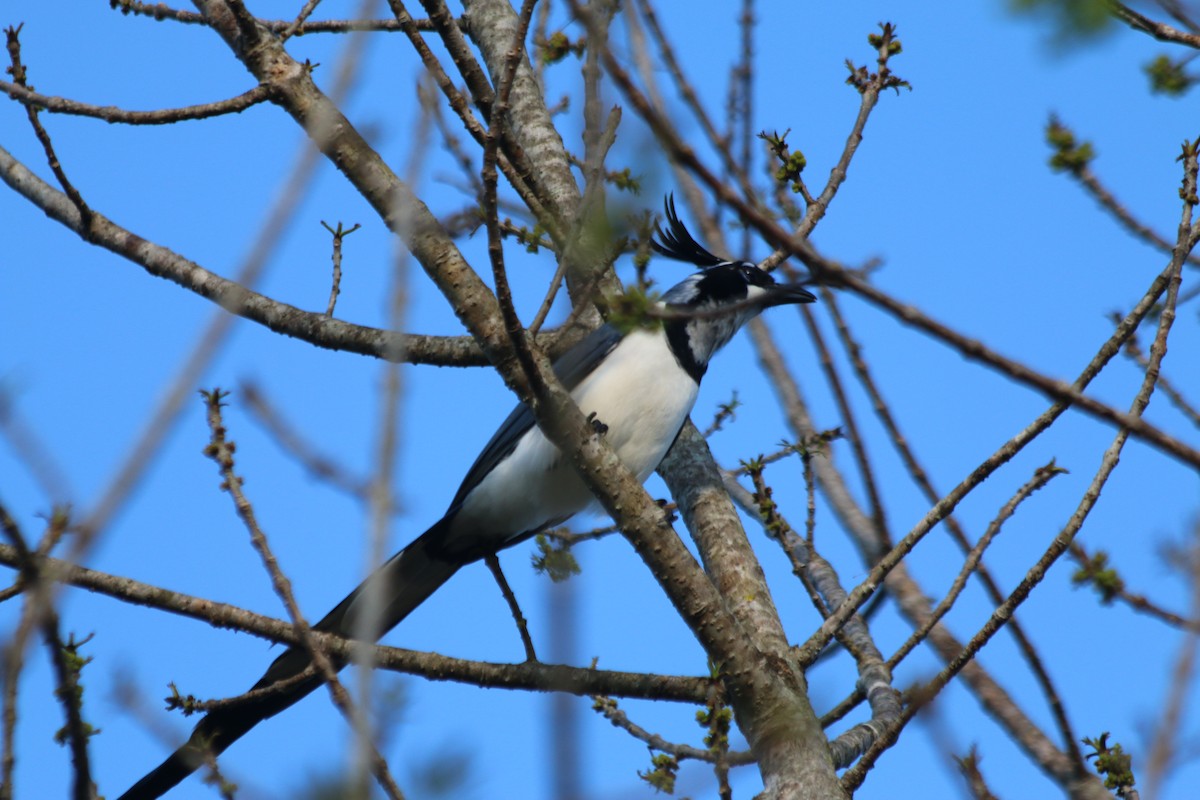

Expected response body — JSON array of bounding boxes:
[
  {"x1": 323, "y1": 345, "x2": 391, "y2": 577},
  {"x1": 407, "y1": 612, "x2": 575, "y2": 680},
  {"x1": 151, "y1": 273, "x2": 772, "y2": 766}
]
[{"x1": 2, "y1": 2, "x2": 1198, "y2": 799}]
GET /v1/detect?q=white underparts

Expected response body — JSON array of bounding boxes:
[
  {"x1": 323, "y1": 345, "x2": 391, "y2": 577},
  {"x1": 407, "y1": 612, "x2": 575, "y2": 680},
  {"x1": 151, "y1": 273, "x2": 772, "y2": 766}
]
[{"x1": 449, "y1": 327, "x2": 700, "y2": 545}]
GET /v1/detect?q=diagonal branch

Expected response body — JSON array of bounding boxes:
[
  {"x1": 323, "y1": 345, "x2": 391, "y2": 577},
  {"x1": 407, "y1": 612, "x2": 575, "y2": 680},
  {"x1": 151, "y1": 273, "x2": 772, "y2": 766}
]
[
  {"x1": 601, "y1": 35, "x2": 1200, "y2": 469},
  {"x1": 0, "y1": 143, "x2": 552, "y2": 368},
  {"x1": 1111, "y1": 1, "x2": 1200, "y2": 48}
]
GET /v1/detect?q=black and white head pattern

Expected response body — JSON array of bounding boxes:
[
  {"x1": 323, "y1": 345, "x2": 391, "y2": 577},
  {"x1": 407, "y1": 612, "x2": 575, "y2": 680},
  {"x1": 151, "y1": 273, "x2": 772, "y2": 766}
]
[{"x1": 651, "y1": 196, "x2": 809, "y2": 380}]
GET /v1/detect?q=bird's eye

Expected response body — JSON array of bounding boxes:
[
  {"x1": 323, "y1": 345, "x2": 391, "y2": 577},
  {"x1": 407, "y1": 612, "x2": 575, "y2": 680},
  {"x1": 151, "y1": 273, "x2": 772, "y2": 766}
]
[{"x1": 741, "y1": 265, "x2": 772, "y2": 287}]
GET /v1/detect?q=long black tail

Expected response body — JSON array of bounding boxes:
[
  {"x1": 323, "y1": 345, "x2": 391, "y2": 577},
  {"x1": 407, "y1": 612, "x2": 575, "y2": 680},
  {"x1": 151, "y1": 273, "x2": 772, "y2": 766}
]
[{"x1": 119, "y1": 526, "x2": 461, "y2": 800}]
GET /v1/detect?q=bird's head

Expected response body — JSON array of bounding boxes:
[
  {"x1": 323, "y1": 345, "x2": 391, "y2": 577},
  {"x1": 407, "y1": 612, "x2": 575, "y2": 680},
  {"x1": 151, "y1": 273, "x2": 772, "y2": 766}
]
[{"x1": 651, "y1": 196, "x2": 816, "y2": 376}]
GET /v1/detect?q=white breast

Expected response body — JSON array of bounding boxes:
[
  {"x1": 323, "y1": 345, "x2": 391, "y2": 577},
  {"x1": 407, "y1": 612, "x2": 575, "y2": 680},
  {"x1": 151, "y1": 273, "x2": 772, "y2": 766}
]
[{"x1": 452, "y1": 327, "x2": 699, "y2": 542}]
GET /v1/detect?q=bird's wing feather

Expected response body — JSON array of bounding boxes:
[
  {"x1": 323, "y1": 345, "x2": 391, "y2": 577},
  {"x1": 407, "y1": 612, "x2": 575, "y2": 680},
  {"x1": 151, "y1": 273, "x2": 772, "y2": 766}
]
[{"x1": 447, "y1": 324, "x2": 624, "y2": 510}]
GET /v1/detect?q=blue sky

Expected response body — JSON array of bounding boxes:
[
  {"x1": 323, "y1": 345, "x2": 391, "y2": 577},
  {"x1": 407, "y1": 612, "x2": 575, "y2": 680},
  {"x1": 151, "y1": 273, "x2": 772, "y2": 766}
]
[{"x1": 3, "y1": 2, "x2": 1199, "y2": 799}]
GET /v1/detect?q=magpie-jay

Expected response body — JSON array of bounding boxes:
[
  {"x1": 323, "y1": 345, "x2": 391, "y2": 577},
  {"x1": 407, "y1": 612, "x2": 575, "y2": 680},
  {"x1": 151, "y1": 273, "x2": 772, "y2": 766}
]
[{"x1": 119, "y1": 198, "x2": 816, "y2": 799}]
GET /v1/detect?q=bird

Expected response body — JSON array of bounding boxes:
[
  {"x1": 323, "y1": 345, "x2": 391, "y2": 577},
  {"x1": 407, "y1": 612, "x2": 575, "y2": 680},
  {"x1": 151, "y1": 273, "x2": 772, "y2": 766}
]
[{"x1": 119, "y1": 196, "x2": 816, "y2": 799}]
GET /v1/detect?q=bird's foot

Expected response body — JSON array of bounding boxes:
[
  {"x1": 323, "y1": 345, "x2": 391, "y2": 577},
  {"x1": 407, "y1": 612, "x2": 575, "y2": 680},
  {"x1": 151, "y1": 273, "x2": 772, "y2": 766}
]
[{"x1": 586, "y1": 411, "x2": 609, "y2": 437}]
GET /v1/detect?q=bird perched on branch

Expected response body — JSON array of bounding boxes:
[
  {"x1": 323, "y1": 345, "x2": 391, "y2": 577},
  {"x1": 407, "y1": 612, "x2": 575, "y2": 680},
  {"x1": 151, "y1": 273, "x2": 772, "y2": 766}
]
[{"x1": 120, "y1": 196, "x2": 816, "y2": 799}]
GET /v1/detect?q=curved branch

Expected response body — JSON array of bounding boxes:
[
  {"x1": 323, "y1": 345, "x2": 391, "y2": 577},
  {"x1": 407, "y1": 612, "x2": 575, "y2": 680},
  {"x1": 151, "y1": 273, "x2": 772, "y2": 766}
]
[{"x1": 0, "y1": 81, "x2": 270, "y2": 124}]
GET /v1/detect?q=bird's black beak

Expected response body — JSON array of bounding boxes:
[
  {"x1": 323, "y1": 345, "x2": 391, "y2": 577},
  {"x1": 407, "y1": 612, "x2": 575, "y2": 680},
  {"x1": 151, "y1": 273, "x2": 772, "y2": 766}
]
[{"x1": 764, "y1": 283, "x2": 817, "y2": 307}]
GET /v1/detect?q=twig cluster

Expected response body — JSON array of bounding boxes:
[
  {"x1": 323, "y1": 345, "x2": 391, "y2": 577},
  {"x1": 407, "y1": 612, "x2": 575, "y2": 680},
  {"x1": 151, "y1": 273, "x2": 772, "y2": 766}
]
[{"x1": 1, "y1": 2, "x2": 1198, "y2": 799}]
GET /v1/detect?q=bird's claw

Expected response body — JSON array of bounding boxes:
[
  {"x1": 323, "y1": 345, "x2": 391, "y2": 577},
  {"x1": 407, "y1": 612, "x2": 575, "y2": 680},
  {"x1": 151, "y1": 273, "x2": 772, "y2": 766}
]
[{"x1": 586, "y1": 411, "x2": 609, "y2": 437}]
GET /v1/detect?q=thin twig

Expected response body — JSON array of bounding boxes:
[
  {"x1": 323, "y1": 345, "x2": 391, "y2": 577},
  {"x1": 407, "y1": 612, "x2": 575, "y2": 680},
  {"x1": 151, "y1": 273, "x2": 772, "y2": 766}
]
[
  {"x1": 0, "y1": 389, "x2": 74, "y2": 504},
  {"x1": 480, "y1": 0, "x2": 549, "y2": 406},
  {"x1": 5, "y1": 25, "x2": 93, "y2": 234},
  {"x1": 1072, "y1": 162, "x2": 1200, "y2": 268},
  {"x1": 590, "y1": 696, "x2": 755, "y2": 766},
  {"x1": 1112, "y1": 313, "x2": 1200, "y2": 428},
  {"x1": 735, "y1": 0, "x2": 755, "y2": 265},
  {"x1": 485, "y1": 555, "x2": 538, "y2": 661},
  {"x1": 0, "y1": 506, "x2": 32, "y2": 800},
  {"x1": 1069, "y1": 541, "x2": 1200, "y2": 632},
  {"x1": 1143, "y1": 522, "x2": 1200, "y2": 797},
  {"x1": 956, "y1": 745, "x2": 1001, "y2": 800},
  {"x1": 280, "y1": 0, "x2": 326, "y2": 41},
  {"x1": 200, "y1": 389, "x2": 406, "y2": 800},
  {"x1": 321, "y1": 220, "x2": 361, "y2": 316},
  {"x1": 423, "y1": 75, "x2": 483, "y2": 196},
  {"x1": 239, "y1": 380, "x2": 372, "y2": 500},
  {"x1": 887, "y1": 462, "x2": 1065, "y2": 671},
  {"x1": 529, "y1": 106, "x2": 622, "y2": 334},
  {"x1": 40, "y1": 627, "x2": 96, "y2": 800},
  {"x1": 797, "y1": 303, "x2": 889, "y2": 544},
  {"x1": 108, "y1": 0, "x2": 442, "y2": 33},
  {"x1": 841, "y1": 137, "x2": 1193, "y2": 792},
  {"x1": 821, "y1": 288, "x2": 1084, "y2": 766}
]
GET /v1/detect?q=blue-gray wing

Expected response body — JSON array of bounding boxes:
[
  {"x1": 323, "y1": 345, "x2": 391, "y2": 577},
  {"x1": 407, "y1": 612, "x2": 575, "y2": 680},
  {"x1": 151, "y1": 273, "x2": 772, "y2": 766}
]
[{"x1": 446, "y1": 324, "x2": 625, "y2": 510}]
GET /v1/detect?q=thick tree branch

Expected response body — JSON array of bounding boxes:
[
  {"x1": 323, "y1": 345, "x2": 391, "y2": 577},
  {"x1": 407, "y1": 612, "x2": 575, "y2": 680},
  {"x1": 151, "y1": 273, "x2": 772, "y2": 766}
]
[
  {"x1": 462, "y1": 0, "x2": 578, "y2": 226},
  {"x1": 192, "y1": 0, "x2": 530, "y2": 382},
  {"x1": 0, "y1": 143, "x2": 577, "y2": 368}
]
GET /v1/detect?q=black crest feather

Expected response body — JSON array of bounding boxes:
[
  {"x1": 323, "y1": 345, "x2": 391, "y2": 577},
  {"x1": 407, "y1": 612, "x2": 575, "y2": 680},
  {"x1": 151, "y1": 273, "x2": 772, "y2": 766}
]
[{"x1": 651, "y1": 194, "x2": 727, "y2": 268}]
